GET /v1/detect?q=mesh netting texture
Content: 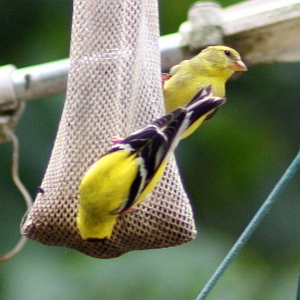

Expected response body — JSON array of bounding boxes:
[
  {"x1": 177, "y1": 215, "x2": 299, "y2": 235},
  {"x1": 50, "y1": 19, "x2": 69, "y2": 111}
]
[{"x1": 21, "y1": 0, "x2": 197, "y2": 259}]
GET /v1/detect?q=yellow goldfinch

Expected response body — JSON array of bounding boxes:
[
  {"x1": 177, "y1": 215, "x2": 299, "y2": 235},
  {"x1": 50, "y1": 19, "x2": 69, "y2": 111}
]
[
  {"x1": 77, "y1": 87, "x2": 226, "y2": 240},
  {"x1": 163, "y1": 45, "x2": 246, "y2": 139}
]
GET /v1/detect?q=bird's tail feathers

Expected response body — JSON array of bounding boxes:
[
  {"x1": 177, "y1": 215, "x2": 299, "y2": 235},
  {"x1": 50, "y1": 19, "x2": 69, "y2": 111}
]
[
  {"x1": 185, "y1": 87, "x2": 226, "y2": 127},
  {"x1": 186, "y1": 86, "x2": 225, "y2": 110},
  {"x1": 185, "y1": 86, "x2": 213, "y2": 108}
]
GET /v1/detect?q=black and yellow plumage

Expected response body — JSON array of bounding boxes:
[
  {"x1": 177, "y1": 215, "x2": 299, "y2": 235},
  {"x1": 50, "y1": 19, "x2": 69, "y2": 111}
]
[
  {"x1": 163, "y1": 45, "x2": 247, "y2": 139},
  {"x1": 77, "y1": 87, "x2": 226, "y2": 240}
]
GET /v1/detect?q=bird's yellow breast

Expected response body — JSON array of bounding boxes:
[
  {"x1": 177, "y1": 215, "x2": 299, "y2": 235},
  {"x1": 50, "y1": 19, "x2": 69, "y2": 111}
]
[{"x1": 164, "y1": 74, "x2": 225, "y2": 113}]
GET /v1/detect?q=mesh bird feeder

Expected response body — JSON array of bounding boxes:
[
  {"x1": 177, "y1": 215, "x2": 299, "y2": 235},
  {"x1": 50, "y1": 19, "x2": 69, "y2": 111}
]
[{"x1": 21, "y1": 0, "x2": 197, "y2": 259}]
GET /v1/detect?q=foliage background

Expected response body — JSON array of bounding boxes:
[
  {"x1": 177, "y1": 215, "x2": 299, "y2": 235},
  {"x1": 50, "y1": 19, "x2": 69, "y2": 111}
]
[{"x1": 1, "y1": 0, "x2": 299, "y2": 299}]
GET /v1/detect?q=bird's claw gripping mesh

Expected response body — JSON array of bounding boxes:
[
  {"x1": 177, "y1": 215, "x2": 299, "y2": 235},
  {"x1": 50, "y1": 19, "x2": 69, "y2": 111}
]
[{"x1": 21, "y1": 0, "x2": 197, "y2": 259}]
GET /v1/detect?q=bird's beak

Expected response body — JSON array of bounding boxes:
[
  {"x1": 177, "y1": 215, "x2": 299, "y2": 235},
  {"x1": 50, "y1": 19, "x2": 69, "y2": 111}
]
[{"x1": 231, "y1": 60, "x2": 247, "y2": 72}]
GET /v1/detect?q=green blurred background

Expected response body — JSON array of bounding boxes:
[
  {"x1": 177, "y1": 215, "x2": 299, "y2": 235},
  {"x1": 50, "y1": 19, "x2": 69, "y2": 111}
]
[{"x1": 0, "y1": 0, "x2": 299, "y2": 299}]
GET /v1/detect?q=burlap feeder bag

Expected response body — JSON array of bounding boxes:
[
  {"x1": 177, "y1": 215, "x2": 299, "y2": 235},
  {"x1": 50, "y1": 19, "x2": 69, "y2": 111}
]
[{"x1": 21, "y1": 0, "x2": 197, "y2": 259}]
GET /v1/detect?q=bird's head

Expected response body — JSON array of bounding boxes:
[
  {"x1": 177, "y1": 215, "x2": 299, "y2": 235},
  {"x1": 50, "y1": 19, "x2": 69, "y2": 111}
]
[{"x1": 200, "y1": 45, "x2": 247, "y2": 74}]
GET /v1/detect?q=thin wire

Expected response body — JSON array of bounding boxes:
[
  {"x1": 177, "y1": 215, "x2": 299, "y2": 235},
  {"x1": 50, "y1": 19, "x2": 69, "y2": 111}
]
[
  {"x1": 296, "y1": 263, "x2": 300, "y2": 300},
  {"x1": 196, "y1": 149, "x2": 300, "y2": 300},
  {"x1": 0, "y1": 130, "x2": 33, "y2": 262}
]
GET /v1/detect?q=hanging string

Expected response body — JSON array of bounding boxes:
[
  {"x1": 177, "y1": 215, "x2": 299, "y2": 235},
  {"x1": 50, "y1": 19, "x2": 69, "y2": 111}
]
[
  {"x1": 0, "y1": 129, "x2": 33, "y2": 262},
  {"x1": 196, "y1": 149, "x2": 300, "y2": 300}
]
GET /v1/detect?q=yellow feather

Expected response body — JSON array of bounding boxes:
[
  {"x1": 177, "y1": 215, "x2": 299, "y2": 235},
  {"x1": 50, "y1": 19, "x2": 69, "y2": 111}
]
[
  {"x1": 76, "y1": 88, "x2": 226, "y2": 240},
  {"x1": 180, "y1": 110, "x2": 213, "y2": 140},
  {"x1": 77, "y1": 151, "x2": 140, "y2": 239},
  {"x1": 163, "y1": 45, "x2": 247, "y2": 138}
]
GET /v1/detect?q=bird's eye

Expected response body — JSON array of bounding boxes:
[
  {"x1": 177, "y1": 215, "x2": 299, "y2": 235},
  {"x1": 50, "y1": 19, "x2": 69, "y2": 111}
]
[{"x1": 224, "y1": 50, "x2": 231, "y2": 56}]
